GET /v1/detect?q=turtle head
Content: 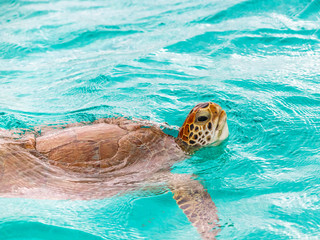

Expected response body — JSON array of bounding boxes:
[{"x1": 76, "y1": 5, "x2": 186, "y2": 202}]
[{"x1": 177, "y1": 102, "x2": 229, "y2": 150}]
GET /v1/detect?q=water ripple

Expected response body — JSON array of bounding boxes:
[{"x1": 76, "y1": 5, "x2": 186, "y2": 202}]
[
  {"x1": 196, "y1": 0, "x2": 315, "y2": 24},
  {"x1": 0, "y1": 221, "x2": 104, "y2": 240},
  {"x1": 1, "y1": 0, "x2": 320, "y2": 239}
]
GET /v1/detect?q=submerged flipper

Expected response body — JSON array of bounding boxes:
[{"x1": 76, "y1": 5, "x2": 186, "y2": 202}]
[{"x1": 168, "y1": 174, "x2": 220, "y2": 239}]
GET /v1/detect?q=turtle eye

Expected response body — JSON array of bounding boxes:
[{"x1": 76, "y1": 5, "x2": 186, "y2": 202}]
[{"x1": 197, "y1": 116, "x2": 208, "y2": 122}]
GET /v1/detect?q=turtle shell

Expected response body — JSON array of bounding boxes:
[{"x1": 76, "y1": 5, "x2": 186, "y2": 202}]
[
  {"x1": 36, "y1": 123, "x2": 128, "y2": 172},
  {"x1": 33, "y1": 118, "x2": 185, "y2": 175},
  {"x1": 0, "y1": 118, "x2": 186, "y2": 199}
]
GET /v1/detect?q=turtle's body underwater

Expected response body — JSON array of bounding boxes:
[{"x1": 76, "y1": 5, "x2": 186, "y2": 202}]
[{"x1": 0, "y1": 102, "x2": 229, "y2": 239}]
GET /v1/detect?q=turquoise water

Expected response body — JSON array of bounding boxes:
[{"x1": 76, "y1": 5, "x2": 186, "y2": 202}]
[{"x1": 1, "y1": 0, "x2": 320, "y2": 239}]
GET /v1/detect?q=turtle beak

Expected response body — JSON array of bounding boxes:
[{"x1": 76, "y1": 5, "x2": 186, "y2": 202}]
[
  {"x1": 212, "y1": 110, "x2": 229, "y2": 145},
  {"x1": 217, "y1": 122, "x2": 229, "y2": 142}
]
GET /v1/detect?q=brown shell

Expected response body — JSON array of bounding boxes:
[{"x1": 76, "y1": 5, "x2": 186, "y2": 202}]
[
  {"x1": 36, "y1": 123, "x2": 127, "y2": 171},
  {"x1": 0, "y1": 118, "x2": 186, "y2": 200}
]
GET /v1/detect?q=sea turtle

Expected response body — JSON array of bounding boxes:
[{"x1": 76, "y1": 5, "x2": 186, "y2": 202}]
[{"x1": 0, "y1": 102, "x2": 229, "y2": 239}]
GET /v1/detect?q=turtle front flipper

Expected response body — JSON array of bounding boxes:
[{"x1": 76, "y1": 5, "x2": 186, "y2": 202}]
[{"x1": 168, "y1": 173, "x2": 220, "y2": 240}]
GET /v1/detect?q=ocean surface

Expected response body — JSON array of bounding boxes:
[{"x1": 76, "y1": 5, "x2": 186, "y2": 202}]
[{"x1": 1, "y1": 0, "x2": 320, "y2": 239}]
